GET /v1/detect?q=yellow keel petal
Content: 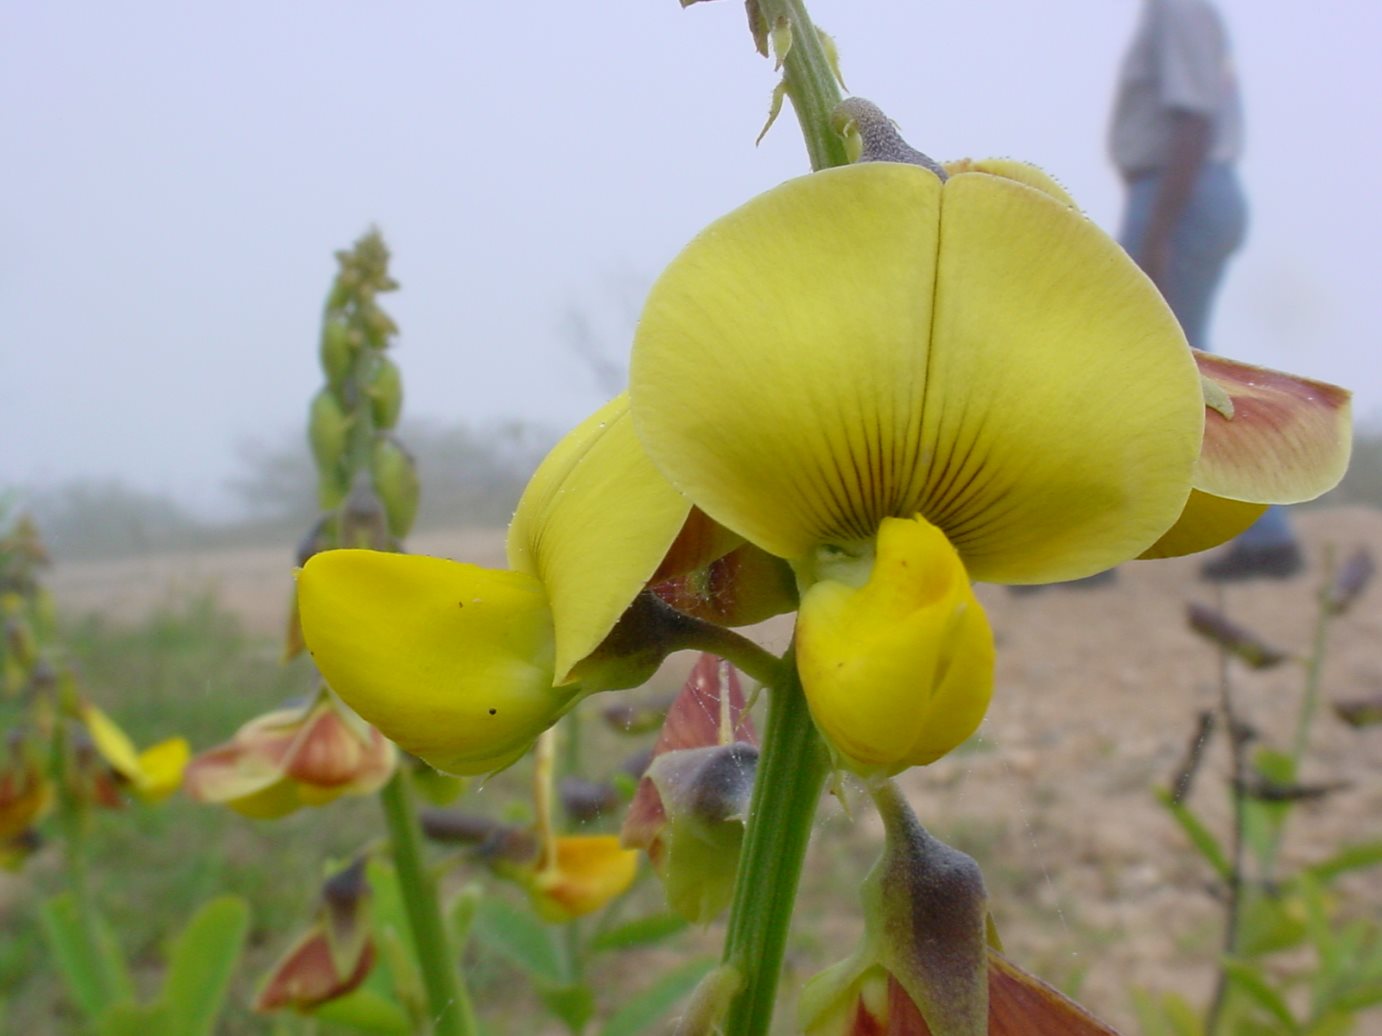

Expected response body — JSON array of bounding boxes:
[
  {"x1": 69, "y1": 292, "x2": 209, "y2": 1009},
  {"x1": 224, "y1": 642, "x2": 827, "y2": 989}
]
[
  {"x1": 797, "y1": 516, "x2": 994, "y2": 775},
  {"x1": 298, "y1": 550, "x2": 571, "y2": 775}
]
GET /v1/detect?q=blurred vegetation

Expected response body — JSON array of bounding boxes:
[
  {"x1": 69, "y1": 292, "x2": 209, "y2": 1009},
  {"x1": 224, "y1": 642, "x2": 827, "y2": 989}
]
[
  {"x1": 1328, "y1": 423, "x2": 1382, "y2": 509},
  {"x1": 0, "y1": 596, "x2": 380, "y2": 1032},
  {"x1": 18, "y1": 419, "x2": 555, "y2": 562}
]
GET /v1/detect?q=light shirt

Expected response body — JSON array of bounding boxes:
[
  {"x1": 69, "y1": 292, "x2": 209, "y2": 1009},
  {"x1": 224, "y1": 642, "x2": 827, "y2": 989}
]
[{"x1": 1108, "y1": 0, "x2": 1244, "y2": 175}]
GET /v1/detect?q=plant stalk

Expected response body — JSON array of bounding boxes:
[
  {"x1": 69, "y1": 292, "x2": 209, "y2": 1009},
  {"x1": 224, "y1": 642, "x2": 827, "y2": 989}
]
[
  {"x1": 379, "y1": 769, "x2": 478, "y2": 1036},
  {"x1": 1204, "y1": 588, "x2": 1248, "y2": 1036},
  {"x1": 765, "y1": 0, "x2": 850, "y2": 170},
  {"x1": 719, "y1": 651, "x2": 829, "y2": 1035}
]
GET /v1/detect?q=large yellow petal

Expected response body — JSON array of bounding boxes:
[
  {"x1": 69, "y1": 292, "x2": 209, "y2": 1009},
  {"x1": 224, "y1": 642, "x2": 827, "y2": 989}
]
[
  {"x1": 297, "y1": 550, "x2": 573, "y2": 775},
  {"x1": 1192, "y1": 351, "x2": 1352, "y2": 503},
  {"x1": 508, "y1": 396, "x2": 692, "y2": 681},
  {"x1": 631, "y1": 163, "x2": 943, "y2": 560},
  {"x1": 921, "y1": 172, "x2": 1204, "y2": 581}
]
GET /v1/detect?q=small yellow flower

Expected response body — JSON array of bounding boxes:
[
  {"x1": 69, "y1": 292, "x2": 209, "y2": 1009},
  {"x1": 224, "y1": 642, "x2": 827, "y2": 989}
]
[
  {"x1": 82, "y1": 703, "x2": 188, "y2": 803},
  {"x1": 526, "y1": 835, "x2": 639, "y2": 923}
]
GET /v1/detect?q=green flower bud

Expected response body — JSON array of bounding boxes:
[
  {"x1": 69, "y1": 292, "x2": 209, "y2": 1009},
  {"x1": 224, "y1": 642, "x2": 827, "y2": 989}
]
[
  {"x1": 370, "y1": 434, "x2": 420, "y2": 538},
  {"x1": 362, "y1": 307, "x2": 398, "y2": 350},
  {"x1": 366, "y1": 356, "x2": 403, "y2": 429},
  {"x1": 308, "y1": 388, "x2": 351, "y2": 474},
  {"x1": 319, "y1": 317, "x2": 355, "y2": 391}
]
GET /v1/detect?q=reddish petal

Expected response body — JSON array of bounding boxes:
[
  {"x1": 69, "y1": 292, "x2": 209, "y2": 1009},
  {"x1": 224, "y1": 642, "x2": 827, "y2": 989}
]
[{"x1": 1194, "y1": 351, "x2": 1351, "y2": 504}]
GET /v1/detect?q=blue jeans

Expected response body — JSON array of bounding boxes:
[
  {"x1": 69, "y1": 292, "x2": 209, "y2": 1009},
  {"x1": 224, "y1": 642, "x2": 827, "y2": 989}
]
[{"x1": 1120, "y1": 165, "x2": 1293, "y2": 549}]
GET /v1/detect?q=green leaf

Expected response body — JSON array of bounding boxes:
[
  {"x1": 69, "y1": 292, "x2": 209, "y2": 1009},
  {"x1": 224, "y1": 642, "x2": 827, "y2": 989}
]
[
  {"x1": 1333, "y1": 980, "x2": 1382, "y2": 1013},
  {"x1": 1300, "y1": 1013, "x2": 1355, "y2": 1036},
  {"x1": 588, "y1": 914, "x2": 688, "y2": 955},
  {"x1": 38, "y1": 892, "x2": 129, "y2": 1020},
  {"x1": 449, "y1": 883, "x2": 484, "y2": 953},
  {"x1": 599, "y1": 957, "x2": 716, "y2": 1036},
  {"x1": 1156, "y1": 789, "x2": 1232, "y2": 882},
  {"x1": 364, "y1": 860, "x2": 424, "y2": 1013},
  {"x1": 1304, "y1": 840, "x2": 1382, "y2": 884},
  {"x1": 1237, "y1": 891, "x2": 1308, "y2": 957},
  {"x1": 312, "y1": 988, "x2": 413, "y2": 1033},
  {"x1": 1223, "y1": 958, "x2": 1298, "y2": 1030},
  {"x1": 95, "y1": 1002, "x2": 173, "y2": 1036},
  {"x1": 540, "y1": 983, "x2": 595, "y2": 1033},
  {"x1": 159, "y1": 896, "x2": 249, "y2": 1036},
  {"x1": 471, "y1": 897, "x2": 564, "y2": 985}
]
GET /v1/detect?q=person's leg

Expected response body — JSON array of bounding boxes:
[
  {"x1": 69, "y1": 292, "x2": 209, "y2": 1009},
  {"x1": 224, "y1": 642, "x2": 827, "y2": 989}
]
[{"x1": 1162, "y1": 164, "x2": 1248, "y2": 350}]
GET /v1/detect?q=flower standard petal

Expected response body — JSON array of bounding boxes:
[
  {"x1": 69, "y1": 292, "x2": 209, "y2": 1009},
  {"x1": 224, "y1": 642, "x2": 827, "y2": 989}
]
[
  {"x1": 921, "y1": 171, "x2": 1204, "y2": 582},
  {"x1": 508, "y1": 395, "x2": 694, "y2": 682},
  {"x1": 632, "y1": 163, "x2": 944, "y2": 561},
  {"x1": 297, "y1": 550, "x2": 573, "y2": 775}
]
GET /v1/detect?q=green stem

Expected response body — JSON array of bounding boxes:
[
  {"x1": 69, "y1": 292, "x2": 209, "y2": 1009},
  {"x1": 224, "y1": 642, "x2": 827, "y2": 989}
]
[
  {"x1": 1205, "y1": 588, "x2": 1246, "y2": 1036},
  {"x1": 378, "y1": 769, "x2": 478, "y2": 1036},
  {"x1": 51, "y1": 716, "x2": 125, "y2": 1015},
  {"x1": 1290, "y1": 551, "x2": 1335, "y2": 765},
  {"x1": 674, "y1": 615, "x2": 785, "y2": 690},
  {"x1": 711, "y1": 4, "x2": 845, "y2": 1030},
  {"x1": 720, "y1": 652, "x2": 830, "y2": 1035},
  {"x1": 765, "y1": 0, "x2": 850, "y2": 170}
]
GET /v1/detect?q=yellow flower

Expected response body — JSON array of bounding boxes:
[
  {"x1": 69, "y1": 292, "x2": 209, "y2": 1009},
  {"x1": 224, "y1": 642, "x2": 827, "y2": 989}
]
[
  {"x1": 184, "y1": 690, "x2": 394, "y2": 819},
  {"x1": 298, "y1": 396, "x2": 793, "y2": 776},
  {"x1": 525, "y1": 835, "x2": 639, "y2": 923},
  {"x1": 629, "y1": 160, "x2": 1348, "y2": 773},
  {"x1": 0, "y1": 752, "x2": 50, "y2": 841},
  {"x1": 82, "y1": 703, "x2": 188, "y2": 803}
]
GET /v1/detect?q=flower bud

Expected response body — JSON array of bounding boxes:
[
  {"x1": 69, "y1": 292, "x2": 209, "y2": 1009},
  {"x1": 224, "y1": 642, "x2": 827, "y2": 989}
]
[
  {"x1": 255, "y1": 860, "x2": 375, "y2": 1013},
  {"x1": 365, "y1": 355, "x2": 403, "y2": 430},
  {"x1": 308, "y1": 388, "x2": 351, "y2": 475},
  {"x1": 1187, "y1": 603, "x2": 1288, "y2": 669},
  {"x1": 370, "y1": 434, "x2": 420, "y2": 538},
  {"x1": 185, "y1": 690, "x2": 395, "y2": 818},
  {"x1": 339, "y1": 475, "x2": 393, "y2": 551},
  {"x1": 797, "y1": 515, "x2": 993, "y2": 776},
  {"x1": 1324, "y1": 547, "x2": 1374, "y2": 616},
  {"x1": 622, "y1": 655, "x2": 757, "y2": 922},
  {"x1": 319, "y1": 317, "x2": 355, "y2": 391},
  {"x1": 801, "y1": 783, "x2": 989, "y2": 1036}
]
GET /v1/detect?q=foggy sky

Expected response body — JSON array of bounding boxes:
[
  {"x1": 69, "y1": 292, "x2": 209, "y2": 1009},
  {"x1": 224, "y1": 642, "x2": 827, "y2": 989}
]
[{"x1": 4, "y1": 1, "x2": 1378, "y2": 513}]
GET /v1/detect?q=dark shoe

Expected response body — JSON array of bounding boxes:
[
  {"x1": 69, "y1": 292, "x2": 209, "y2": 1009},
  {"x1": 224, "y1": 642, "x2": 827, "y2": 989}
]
[{"x1": 1200, "y1": 542, "x2": 1303, "y2": 582}]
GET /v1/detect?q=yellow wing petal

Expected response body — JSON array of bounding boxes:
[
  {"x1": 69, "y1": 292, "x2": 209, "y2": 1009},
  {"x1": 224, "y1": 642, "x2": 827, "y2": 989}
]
[
  {"x1": 922, "y1": 172, "x2": 1204, "y2": 582},
  {"x1": 632, "y1": 162, "x2": 944, "y2": 561},
  {"x1": 508, "y1": 396, "x2": 692, "y2": 680},
  {"x1": 1138, "y1": 489, "x2": 1268, "y2": 559},
  {"x1": 298, "y1": 550, "x2": 572, "y2": 775}
]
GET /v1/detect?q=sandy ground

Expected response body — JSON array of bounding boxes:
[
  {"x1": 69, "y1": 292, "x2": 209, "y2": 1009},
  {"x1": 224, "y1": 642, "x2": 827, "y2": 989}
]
[{"x1": 41, "y1": 507, "x2": 1382, "y2": 1031}]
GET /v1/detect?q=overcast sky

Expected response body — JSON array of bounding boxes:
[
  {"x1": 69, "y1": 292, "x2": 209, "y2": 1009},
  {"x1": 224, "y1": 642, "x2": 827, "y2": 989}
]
[{"x1": 4, "y1": 1, "x2": 1378, "y2": 514}]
